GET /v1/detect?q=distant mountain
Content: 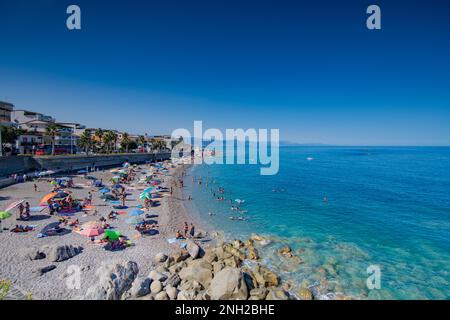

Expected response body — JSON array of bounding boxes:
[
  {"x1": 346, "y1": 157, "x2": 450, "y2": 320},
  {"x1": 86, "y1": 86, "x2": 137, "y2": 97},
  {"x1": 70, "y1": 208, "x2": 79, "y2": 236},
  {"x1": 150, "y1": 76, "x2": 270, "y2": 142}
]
[{"x1": 279, "y1": 141, "x2": 333, "y2": 147}]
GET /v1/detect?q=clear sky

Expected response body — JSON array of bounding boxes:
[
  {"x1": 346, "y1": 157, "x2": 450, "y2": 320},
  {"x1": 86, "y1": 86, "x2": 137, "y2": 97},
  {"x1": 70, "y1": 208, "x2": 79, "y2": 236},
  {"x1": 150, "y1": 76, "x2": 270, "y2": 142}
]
[{"x1": 0, "y1": 0, "x2": 449, "y2": 145}]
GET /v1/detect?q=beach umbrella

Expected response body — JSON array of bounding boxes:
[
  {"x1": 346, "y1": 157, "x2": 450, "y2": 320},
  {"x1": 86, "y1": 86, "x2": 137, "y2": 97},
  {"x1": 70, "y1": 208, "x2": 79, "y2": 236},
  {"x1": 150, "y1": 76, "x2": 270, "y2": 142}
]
[
  {"x1": 128, "y1": 209, "x2": 144, "y2": 217},
  {"x1": 50, "y1": 180, "x2": 58, "y2": 186},
  {"x1": 103, "y1": 229, "x2": 121, "y2": 240},
  {"x1": 99, "y1": 188, "x2": 111, "y2": 194},
  {"x1": 111, "y1": 184, "x2": 123, "y2": 189},
  {"x1": 126, "y1": 217, "x2": 144, "y2": 225},
  {"x1": 53, "y1": 191, "x2": 70, "y2": 199},
  {"x1": 40, "y1": 192, "x2": 58, "y2": 204},
  {"x1": 0, "y1": 211, "x2": 12, "y2": 220},
  {"x1": 110, "y1": 168, "x2": 120, "y2": 173},
  {"x1": 79, "y1": 227, "x2": 104, "y2": 237},
  {"x1": 139, "y1": 192, "x2": 151, "y2": 200},
  {"x1": 81, "y1": 221, "x2": 100, "y2": 229},
  {"x1": 4, "y1": 200, "x2": 24, "y2": 212}
]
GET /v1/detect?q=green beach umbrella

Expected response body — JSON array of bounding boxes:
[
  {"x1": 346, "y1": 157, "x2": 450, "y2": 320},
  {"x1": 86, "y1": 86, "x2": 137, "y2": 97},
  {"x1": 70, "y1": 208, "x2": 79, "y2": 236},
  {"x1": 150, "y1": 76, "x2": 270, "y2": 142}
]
[
  {"x1": 0, "y1": 211, "x2": 12, "y2": 220},
  {"x1": 139, "y1": 192, "x2": 151, "y2": 200},
  {"x1": 103, "y1": 229, "x2": 121, "y2": 241}
]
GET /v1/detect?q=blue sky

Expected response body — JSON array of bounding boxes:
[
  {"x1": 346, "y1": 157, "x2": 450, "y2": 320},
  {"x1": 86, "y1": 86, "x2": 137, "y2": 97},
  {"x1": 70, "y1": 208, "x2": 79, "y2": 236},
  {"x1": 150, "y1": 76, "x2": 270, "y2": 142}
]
[{"x1": 0, "y1": 0, "x2": 449, "y2": 145}]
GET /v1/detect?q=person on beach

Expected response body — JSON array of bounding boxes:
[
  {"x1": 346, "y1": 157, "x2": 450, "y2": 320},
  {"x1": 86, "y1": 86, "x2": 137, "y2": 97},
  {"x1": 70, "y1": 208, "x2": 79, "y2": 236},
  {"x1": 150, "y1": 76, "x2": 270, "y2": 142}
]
[
  {"x1": 189, "y1": 223, "x2": 195, "y2": 238},
  {"x1": 120, "y1": 193, "x2": 127, "y2": 207},
  {"x1": 183, "y1": 222, "x2": 189, "y2": 237},
  {"x1": 33, "y1": 183, "x2": 38, "y2": 192},
  {"x1": 87, "y1": 192, "x2": 93, "y2": 204},
  {"x1": 18, "y1": 202, "x2": 24, "y2": 220},
  {"x1": 175, "y1": 230, "x2": 183, "y2": 239},
  {"x1": 23, "y1": 202, "x2": 30, "y2": 220}
]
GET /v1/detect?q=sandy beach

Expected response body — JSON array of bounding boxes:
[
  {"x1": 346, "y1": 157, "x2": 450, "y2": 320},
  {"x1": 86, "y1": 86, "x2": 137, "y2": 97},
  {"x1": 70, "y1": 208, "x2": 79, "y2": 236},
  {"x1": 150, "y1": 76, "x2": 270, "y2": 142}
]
[{"x1": 0, "y1": 161, "x2": 208, "y2": 299}]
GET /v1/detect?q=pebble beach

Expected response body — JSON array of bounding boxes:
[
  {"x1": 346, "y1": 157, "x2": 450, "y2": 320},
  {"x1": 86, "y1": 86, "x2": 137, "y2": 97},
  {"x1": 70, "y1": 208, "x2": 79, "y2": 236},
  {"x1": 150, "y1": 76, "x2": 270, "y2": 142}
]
[{"x1": 0, "y1": 161, "x2": 208, "y2": 299}]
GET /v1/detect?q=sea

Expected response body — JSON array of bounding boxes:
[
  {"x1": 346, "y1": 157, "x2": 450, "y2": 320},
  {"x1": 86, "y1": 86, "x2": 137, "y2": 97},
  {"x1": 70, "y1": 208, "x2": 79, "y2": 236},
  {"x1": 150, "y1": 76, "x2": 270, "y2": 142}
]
[{"x1": 185, "y1": 146, "x2": 450, "y2": 300}]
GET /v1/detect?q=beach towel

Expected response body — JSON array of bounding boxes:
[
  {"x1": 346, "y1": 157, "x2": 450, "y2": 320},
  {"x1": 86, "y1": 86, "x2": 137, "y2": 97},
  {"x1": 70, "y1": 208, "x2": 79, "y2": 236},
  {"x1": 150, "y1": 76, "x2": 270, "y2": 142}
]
[
  {"x1": 110, "y1": 201, "x2": 121, "y2": 205},
  {"x1": 167, "y1": 237, "x2": 178, "y2": 244},
  {"x1": 117, "y1": 211, "x2": 127, "y2": 215},
  {"x1": 30, "y1": 206, "x2": 45, "y2": 212}
]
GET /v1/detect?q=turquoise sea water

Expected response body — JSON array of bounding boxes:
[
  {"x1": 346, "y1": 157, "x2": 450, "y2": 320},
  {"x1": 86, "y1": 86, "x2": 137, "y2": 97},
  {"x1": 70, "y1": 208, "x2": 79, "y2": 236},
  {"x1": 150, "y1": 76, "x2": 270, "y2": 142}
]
[{"x1": 186, "y1": 146, "x2": 450, "y2": 299}]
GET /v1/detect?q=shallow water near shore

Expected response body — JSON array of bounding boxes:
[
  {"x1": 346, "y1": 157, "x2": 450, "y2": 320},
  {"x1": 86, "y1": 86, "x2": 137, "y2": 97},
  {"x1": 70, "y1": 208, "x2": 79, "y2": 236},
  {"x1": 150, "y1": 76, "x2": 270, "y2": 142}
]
[{"x1": 186, "y1": 146, "x2": 450, "y2": 299}]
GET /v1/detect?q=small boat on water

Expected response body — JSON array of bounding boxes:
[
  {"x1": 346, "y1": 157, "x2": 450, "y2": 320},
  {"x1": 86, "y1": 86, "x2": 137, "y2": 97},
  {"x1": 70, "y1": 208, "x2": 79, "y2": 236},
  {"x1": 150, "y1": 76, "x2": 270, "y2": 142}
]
[{"x1": 307, "y1": 157, "x2": 314, "y2": 161}]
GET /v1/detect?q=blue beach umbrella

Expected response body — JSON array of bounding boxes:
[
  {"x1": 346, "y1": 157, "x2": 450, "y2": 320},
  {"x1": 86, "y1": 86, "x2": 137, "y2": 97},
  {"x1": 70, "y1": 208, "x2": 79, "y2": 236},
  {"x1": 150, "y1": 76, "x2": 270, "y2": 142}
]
[
  {"x1": 128, "y1": 209, "x2": 144, "y2": 217},
  {"x1": 126, "y1": 217, "x2": 144, "y2": 225},
  {"x1": 100, "y1": 188, "x2": 110, "y2": 194}
]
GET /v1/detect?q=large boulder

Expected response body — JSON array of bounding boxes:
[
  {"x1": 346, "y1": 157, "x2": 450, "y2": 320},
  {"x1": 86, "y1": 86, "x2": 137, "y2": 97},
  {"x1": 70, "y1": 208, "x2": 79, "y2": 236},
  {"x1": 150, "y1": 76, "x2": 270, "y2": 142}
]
[
  {"x1": 253, "y1": 265, "x2": 279, "y2": 287},
  {"x1": 165, "y1": 285, "x2": 178, "y2": 300},
  {"x1": 148, "y1": 270, "x2": 168, "y2": 282},
  {"x1": 164, "y1": 273, "x2": 181, "y2": 287},
  {"x1": 129, "y1": 277, "x2": 152, "y2": 298},
  {"x1": 297, "y1": 287, "x2": 313, "y2": 300},
  {"x1": 209, "y1": 267, "x2": 248, "y2": 300},
  {"x1": 171, "y1": 250, "x2": 190, "y2": 263},
  {"x1": 154, "y1": 252, "x2": 168, "y2": 263},
  {"x1": 155, "y1": 291, "x2": 169, "y2": 300},
  {"x1": 43, "y1": 245, "x2": 83, "y2": 262},
  {"x1": 85, "y1": 261, "x2": 139, "y2": 300},
  {"x1": 150, "y1": 280, "x2": 163, "y2": 294},
  {"x1": 250, "y1": 288, "x2": 268, "y2": 300},
  {"x1": 266, "y1": 288, "x2": 289, "y2": 300},
  {"x1": 179, "y1": 265, "x2": 212, "y2": 288},
  {"x1": 186, "y1": 240, "x2": 200, "y2": 259}
]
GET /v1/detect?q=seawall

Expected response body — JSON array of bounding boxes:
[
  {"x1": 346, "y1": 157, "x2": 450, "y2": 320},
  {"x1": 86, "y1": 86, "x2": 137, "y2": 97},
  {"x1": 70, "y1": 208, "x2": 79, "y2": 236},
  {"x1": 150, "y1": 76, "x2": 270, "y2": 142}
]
[{"x1": 0, "y1": 152, "x2": 171, "y2": 178}]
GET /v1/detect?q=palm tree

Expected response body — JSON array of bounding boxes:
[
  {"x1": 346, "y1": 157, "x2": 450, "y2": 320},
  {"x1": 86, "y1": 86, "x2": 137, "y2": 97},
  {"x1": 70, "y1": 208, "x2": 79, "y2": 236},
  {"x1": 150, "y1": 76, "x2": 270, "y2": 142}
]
[
  {"x1": 78, "y1": 131, "x2": 93, "y2": 155},
  {"x1": 151, "y1": 139, "x2": 166, "y2": 151},
  {"x1": 94, "y1": 128, "x2": 104, "y2": 153},
  {"x1": 45, "y1": 124, "x2": 59, "y2": 156},
  {"x1": 138, "y1": 135, "x2": 146, "y2": 147},
  {"x1": 137, "y1": 135, "x2": 146, "y2": 152},
  {"x1": 102, "y1": 131, "x2": 115, "y2": 153},
  {"x1": 121, "y1": 132, "x2": 131, "y2": 153},
  {"x1": 111, "y1": 131, "x2": 118, "y2": 152}
]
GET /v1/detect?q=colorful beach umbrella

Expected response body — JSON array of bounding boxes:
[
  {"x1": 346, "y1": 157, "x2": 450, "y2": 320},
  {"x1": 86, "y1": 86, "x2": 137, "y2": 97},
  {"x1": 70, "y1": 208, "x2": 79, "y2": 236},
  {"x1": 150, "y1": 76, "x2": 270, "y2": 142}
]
[
  {"x1": 139, "y1": 192, "x2": 151, "y2": 200},
  {"x1": 40, "y1": 192, "x2": 58, "y2": 204},
  {"x1": 0, "y1": 211, "x2": 12, "y2": 220},
  {"x1": 111, "y1": 184, "x2": 123, "y2": 189},
  {"x1": 53, "y1": 191, "x2": 70, "y2": 199},
  {"x1": 103, "y1": 229, "x2": 121, "y2": 240},
  {"x1": 81, "y1": 221, "x2": 99, "y2": 229},
  {"x1": 79, "y1": 227, "x2": 104, "y2": 237},
  {"x1": 128, "y1": 209, "x2": 144, "y2": 217}
]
